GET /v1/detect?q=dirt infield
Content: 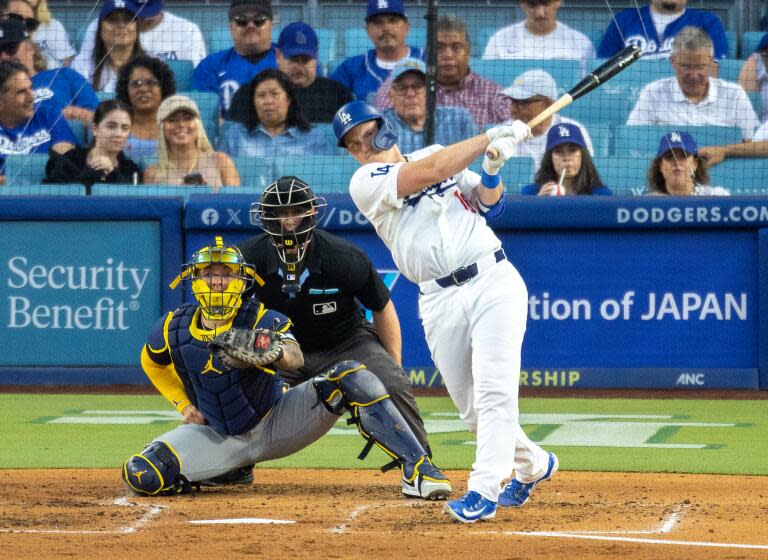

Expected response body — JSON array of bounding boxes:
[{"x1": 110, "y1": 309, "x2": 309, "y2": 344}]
[{"x1": 1, "y1": 469, "x2": 766, "y2": 560}]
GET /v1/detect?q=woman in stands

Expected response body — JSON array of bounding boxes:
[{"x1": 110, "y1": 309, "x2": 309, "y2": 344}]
[
  {"x1": 220, "y1": 69, "x2": 333, "y2": 159},
  {"x1": 115, "y1": 54, "x2": 175, "y2": 167},
  {"x1": 71, "y1": 0, "x2": 143, "y2": 93},
  {"x1": 647, "y1": 131, "x2": 730, "y2": 196},
  {"x1": 44, "y1": 99, "x2": 141, "y2": 192},
  {"x1": 144, "y1": 95, "x2": 240, "y2": 189},
  {"x1": 521, "y1": 123, "x2": 611, "y2": 195},
  {"x1": 1, "y1": 0, "x2": 75, "y2": 66}
]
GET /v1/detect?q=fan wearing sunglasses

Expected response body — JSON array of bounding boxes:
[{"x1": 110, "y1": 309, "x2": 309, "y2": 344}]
[
  {"x1": 0, "y1": 18, "x2": 97, "y2": 125},
  {"x1": 192, "y1": 0, "x2": 277, "y2": 117},
  {"x1": 0, "y1": 0, "x2": 75, "y2": 66}
]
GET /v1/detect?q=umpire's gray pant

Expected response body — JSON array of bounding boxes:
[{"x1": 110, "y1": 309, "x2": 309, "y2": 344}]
[{"x1": 153, "y1": 381, "x2": 338, "y2": 482}]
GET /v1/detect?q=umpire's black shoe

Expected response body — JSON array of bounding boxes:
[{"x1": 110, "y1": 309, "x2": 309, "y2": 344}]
[{"x1": 198, "y1": 465, "x2": 255, "y2": 487}]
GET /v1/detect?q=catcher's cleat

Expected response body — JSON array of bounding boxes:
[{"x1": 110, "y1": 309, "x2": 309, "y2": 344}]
[
  {"x1": 401, "y1": 456, "x2": 452, "y2": 500},
  {"x1": 198, "y1": 465, "x2": 255, "y2": 487},
  {"x1": 444, "y1": 491, "x2": 497, "y2": 523},
  {"x1": 498, "y1": 452, "x2": 558, "y2": 508}
]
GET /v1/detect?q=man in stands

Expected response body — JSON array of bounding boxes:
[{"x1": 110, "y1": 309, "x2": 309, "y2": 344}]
[
  {"x1": 331, "y1": 0, "x2": 424, "y2": 102},
  {"x1": 193, "y1": 0, "x2": 276, "y2": 116}
]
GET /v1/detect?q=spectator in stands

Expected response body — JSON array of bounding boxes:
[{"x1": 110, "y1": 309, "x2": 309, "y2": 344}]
[
  {"x1": 220, "y1": 68, "x2": 333, "y2": 159},
  {"x1": 0, "y1": 18, "x2": 97, "y2": 125},
  {"x1": 228, "y1": 22, "x2": 353, "y2": 124},
  {"x1": 0, "y1": 60, "x2": 76, "y2": 183},
  {"x1": 144, "y1": 95, "x2": 239, "y2": 188},
  {"x1": 1, "y1": 0, "x2": 73, "y2": 67},
  {"x1": 115, "y1": 54, "x2": 175, "y2": 167},
  {"x1": 699, "y1": 121, "x2": 768, "y2": 167},
  {"x1": 381, "y1": 57, "x2": 477, "y2": 153},
  {"x1": 44, "y1": 99, "x2": 141, "y2": 192},
  {"x1": 331, "y1": 0, "x2": 424, "y2": 102},
  {"x1": 598, "y1": 0, "x2": 728, "y2": 60},
  {"x1": 192, "y1": 0, "x2": 277, "y2": 116},
  {"x1": 482, "y1": 0, "x2": 594, "y2": 62},
  {"x1": 627, "y1": 27, "x2": 759, "y2": 140},
  {"x1": 499, "y1": 69, "x2": 593, "y2": 170},
  {"x1": 737, "y1": 33, "x2": 768, "y2": 122},
  {"x1": 373, "y1": 15, "x2": 507, "y2": 128},
  {"x1": 79, "y1": 0, "x2": 206, "y2": 66},
  {"x1": 71, "y1": 0, "x2": 144, "y2": 93},
  {"x1": 521, "y1": 123, "x2": 611, "y2": 195},
  {"x1": 647, "y1": 131, "x2": 729, "y2": 195}
]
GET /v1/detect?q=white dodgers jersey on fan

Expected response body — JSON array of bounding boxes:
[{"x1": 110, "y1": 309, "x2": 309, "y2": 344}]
[{"x1": 349, "y1": 145, "x2": 501, "y2": 284}]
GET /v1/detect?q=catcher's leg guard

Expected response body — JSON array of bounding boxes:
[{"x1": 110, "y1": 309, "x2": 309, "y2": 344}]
[
  {"x1": 122, "y1": 441, "x2": 191, "y2": 496},
  {"x1": 313, "y1": 360, "x2": 452, "y2": 500}
]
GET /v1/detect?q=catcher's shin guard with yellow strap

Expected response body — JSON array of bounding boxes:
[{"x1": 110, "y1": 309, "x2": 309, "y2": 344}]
[
  {"x1": 313, "y1": 360, "x2": 452, "y2": 500},
  {"x1": 122, "y1": 441, "x2": 192, "y2": 496}
]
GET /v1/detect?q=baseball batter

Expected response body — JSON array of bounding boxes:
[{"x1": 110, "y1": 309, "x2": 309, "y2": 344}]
[
  {"x1": 121, "y1": 237, "x2": 450, "y2": 499},
  {"x1": 332, "y1": 101, "x2": 558, "y2": 523}
]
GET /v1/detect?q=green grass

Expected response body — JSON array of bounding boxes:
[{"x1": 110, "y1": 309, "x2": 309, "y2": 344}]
[{"x1": 0, "y1": 394, "x2": 765, "y2": 475}]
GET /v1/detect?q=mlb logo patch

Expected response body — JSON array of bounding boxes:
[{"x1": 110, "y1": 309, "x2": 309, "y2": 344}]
[{"x1": 313, "y1": 302, "x2": 337, "y2": 316}]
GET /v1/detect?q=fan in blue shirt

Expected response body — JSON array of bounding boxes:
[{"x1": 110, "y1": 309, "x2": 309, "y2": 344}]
[
  {"x1": 0, "y1": 61, "x2": 77, "y2": 182},
  {"x1": 192, "y1": 0, "x2": 278, "y2": 115},
  {"x1": 330, "y1": 0, "x2": 425, "y2": 102},
  {"x1": 598, "y1": 2, "x2": 728, "y2": 60}
]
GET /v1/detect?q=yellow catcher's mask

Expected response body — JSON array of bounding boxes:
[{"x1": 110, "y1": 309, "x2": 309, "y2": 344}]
[{"x1": 169, "y1": 237, "x2": 262, "y2": 321}]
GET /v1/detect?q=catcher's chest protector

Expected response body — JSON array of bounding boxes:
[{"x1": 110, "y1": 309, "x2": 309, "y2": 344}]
[{"x1": 167, "y1": 302, "x2": 284, "y2": 436}]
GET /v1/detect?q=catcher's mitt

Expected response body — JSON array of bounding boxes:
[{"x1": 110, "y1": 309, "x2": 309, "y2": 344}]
[{"x1": 209, "y1": 324, "x2": 285, "y2": 369}]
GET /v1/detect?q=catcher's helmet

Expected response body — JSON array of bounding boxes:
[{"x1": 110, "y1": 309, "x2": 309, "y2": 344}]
[
  {"x1": 333, "y1": 100, "x2": 398, "y2": 150},
  {"x1": 169, "y1": 237, "x2": 257, "y2": 321},
  {"x1": 250, "y1": 176, "x2": 327, "y2": 266}
]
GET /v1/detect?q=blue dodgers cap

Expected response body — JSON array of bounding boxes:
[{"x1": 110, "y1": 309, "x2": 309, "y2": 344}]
[
  {"x1": 390, "y1": 57, "x2": 426, "y2": 82},
  {"x1": 756, "y1": 33, "x2": 768, "y2": 53},
  {"x1": 133, "y1": 0, "x2": 163, "y2": 18},
  {"x1": 366, "y1": 0, "x2": 407, "y2": 20},
  {"x1": 278, "y1": 22, "x2": 319, "y2": 59},
  {"x1": 657, "y1": 131, "x2": 698, "y2": 157},
  {"x1": 546, "y1": 123, "x2": 587, "y2": 151},
  {"x1": 100, "y1": 0, "x2": 139, "y2": 20}
]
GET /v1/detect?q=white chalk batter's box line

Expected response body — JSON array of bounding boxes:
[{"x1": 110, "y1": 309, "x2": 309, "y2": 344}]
[{"x1": 1, "y1": 497, "x2": 767, "y2": 552}]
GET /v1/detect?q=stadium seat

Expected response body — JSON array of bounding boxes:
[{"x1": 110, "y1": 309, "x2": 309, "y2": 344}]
[
  {"x1": 186, "y1": 91, "x2": 220, "y2": 146},
  {"x1": 593, "y1": 155, "x2": 648, "y2": 195},
  {"x1": 608, "y1": 58, "x2": 674, "y2": 98},
  {"x1": 273, "y1": 155, "x2": 359, "y2": 193},
  {"x1": 235, "y1": 156, "x2": 274, "y2": 190},
  {"x1": 90, "y1": 184, "x2": 208, "y2": 199},
  {"x1": 66, "y1": 119, "x2": 87, "y2": 144},
  {"x1": 613, "y1": 125, "x2": 743, "y2": 159},
  {"x1": 558, "y1": 88, "x2": 632, "y2": 126},
  {"x1": 725, "y1": 30, "x2": 737, "y2": 59},
  {"x1": 717, "y1": 58, "x2": 744, "y2": 82},
  {"x1": 748, "y1": 91, "x2": 764, "y2": 121},
  {"x1": 585, "y1": 123, "x2": 610, "y2": 157},
  {"x1": 3, "y1": 154, "x2": 48, "y2": 185},
  {"x1": 741, "y1": 32, "x2": 766, "y2": 59},
  {"x1": 167, "y1": 60, "x2": 194, "y2": 91},
  {"x1": 467, "y1": 155, "x2": 534, "y2": 193},
  {"x1": 474, "y1": 27, "x2": 498, "y2": 56},
  {"x1": 708, "y1": 159, "x2": 768, "y2": 194},
  {"x1": 469, "y1": 58, "x2": 583, "y2": 91},
  {"x1": 96, "y1": 91, "x2": 114, "y2": 102},
  {"x1": 314, "y1": 123, "x2": 347, "y2": 154},
  {"x1": 207, "y1": 25, "x2": 233, "y2": 53},
  {"x1": 0, "y1": 183, "x2": 85, "y2": 196}
]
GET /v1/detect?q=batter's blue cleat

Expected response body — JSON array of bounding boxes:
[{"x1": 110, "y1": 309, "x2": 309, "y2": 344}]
[
  {"x1": 498, "y1": 452, "x2": 558, "y2": 508},
  {"x1": 443, "y1": 491, "x2": 497, "y2": 523}
]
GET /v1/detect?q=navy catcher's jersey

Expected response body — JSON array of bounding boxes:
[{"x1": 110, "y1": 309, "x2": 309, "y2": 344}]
[{"x1": 144, "y1": 300, "x2": 289, "y2": 436}]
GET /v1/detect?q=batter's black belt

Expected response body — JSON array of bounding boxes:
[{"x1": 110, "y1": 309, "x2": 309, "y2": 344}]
[{"x1": 433, "y1": 248, "x2": 506, "y2": 289}]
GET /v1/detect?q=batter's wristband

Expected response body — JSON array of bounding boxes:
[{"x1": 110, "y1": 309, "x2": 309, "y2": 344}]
[{"x1": 481, "y1": 170, "x2": 501, "y2": 189}]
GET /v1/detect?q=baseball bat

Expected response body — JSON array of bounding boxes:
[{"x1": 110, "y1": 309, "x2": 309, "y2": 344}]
[{"x1": 486, "y1": 45, "x2": 642, "y2": 161}]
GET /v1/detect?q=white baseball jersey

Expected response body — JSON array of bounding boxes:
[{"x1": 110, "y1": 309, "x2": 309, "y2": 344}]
[
  {"x1": 349, "y1": 145, "x2": 501, "y2": 284},
  {"x1": 79, "y1": 11, "x2": 207, "y2": 66},
  {"x1": 482, "y1": 21, "x2": 595, "y2": 61}
]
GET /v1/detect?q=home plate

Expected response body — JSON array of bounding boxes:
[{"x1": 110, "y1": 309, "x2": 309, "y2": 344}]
[{"x1": 189, "y1": 518, "x2": 295, "y2": 525}]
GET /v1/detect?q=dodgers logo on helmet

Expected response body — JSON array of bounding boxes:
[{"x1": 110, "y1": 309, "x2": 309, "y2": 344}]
[{"x1": 333, "y1": 101, "x2": 397, "y2": 150}]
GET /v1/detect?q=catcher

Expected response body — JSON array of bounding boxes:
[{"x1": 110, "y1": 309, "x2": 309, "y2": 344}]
[{"x1": 121, "y1": 237, "x2": 451, "y2": 499}]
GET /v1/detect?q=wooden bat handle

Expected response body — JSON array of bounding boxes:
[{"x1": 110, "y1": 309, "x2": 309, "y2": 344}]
[{"x1": 485, "y1": 94, "x2": 574, "y2": 161}]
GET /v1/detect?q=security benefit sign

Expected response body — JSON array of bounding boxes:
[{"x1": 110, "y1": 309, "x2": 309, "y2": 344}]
[
  {"x1": 504, "y1": 230, "x2": 758, "y2": 389},
  {"x1": 0, "y1": 221, "x2": 161, "y2": 366}
]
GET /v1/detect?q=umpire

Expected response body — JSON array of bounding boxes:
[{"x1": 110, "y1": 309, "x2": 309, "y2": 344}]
[{"x1": 239, "y1": 176, "x2": 431, "y2": 454}]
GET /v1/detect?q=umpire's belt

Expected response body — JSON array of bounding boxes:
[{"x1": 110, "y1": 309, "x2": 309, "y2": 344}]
[{"x1": 422, "y1": 249, "x2": 506, "y2": 294}]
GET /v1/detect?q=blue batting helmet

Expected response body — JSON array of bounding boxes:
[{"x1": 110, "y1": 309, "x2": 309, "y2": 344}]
[{"x1": 332, "y1": 101, "x2": 397, "y2": 150}]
